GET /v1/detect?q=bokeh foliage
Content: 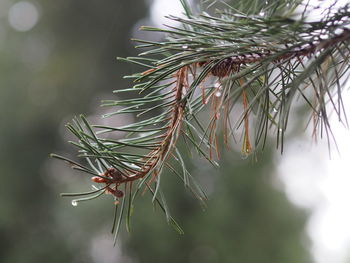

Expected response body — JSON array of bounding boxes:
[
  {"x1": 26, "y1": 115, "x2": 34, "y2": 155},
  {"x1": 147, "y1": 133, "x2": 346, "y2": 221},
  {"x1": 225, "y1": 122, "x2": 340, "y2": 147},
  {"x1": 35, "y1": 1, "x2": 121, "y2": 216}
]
[{"x1": 0, "y1": 0, "x2": 146, "y2": 261}]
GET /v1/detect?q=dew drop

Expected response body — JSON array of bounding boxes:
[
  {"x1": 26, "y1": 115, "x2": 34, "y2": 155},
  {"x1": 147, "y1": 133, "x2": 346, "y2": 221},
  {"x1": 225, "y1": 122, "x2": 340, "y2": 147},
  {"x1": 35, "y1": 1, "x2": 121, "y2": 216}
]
[
  {"x1": 215, "y1": 91, "x2": 222, "y2": 97},
  {"x1": 214, "y1": 82, "x2": 221, "y2": 89},
  {"x1": 71, "y1": 200, "x2": 78, "y2": 207},
  {"x1": 273, "y1": 108, "x2": 278, "y2": 113},
  {"x1": 259, "y1": 11, "x2": 265, "y2": 16},
  {"x1": 129, "y1": 163, "x2": 139, "y2": 169},
  {"x1": 278, "y1": 128, "x2": 283, "y2": 132},
  {"x1": 241, "y1": 153, "x2": 249, "y2": 160},
  {"x1": 182, "y1": 45, "x2": 188, "y2": 49}
]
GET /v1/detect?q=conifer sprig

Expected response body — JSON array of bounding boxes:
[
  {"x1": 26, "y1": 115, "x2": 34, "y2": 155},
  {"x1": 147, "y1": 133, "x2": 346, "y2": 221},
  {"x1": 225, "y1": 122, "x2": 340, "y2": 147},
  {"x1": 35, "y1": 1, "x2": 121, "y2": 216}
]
[{"x1": 52, "y1": 0, "x2": 350, "y2": 238}]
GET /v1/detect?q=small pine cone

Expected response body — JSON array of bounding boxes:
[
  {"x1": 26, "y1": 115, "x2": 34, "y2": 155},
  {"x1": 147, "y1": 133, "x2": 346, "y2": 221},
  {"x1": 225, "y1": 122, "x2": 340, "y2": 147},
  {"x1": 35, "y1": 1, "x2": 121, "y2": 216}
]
[
  {"x1": 105, "y1": 168, "x2": 123, "y2": 181},
  {"x1": 114, "y1": 190, "x2": 124, "y2": 198}
]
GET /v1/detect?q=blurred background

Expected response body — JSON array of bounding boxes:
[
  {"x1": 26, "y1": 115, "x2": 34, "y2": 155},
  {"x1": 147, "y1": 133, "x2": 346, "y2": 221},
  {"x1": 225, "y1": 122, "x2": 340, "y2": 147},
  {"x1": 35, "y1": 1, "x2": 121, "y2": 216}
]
[{"x1": 1, "y1": 0, "x2": 349, "y2": 262}]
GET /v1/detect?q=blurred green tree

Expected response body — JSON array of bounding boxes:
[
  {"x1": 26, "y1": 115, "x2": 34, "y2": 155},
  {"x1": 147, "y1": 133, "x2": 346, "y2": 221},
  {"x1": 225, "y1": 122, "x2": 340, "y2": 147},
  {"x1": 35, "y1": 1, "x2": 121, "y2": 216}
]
[{"x1": 0, "y1": 0, "x2": 147, "y2": 262}]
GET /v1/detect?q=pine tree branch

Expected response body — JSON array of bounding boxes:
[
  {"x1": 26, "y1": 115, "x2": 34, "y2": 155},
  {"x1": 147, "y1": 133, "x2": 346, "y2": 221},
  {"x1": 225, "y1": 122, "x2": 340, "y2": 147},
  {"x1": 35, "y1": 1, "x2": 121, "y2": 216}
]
[{"x1": 52, "y1": 0, "x2": 350, "y2": 237}]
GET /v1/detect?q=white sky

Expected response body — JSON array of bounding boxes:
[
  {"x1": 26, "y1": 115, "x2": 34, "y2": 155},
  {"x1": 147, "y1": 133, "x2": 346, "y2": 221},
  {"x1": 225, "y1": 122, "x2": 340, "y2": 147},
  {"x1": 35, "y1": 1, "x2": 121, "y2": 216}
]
[
  {"x1": 278, "y1": 89, "x2": 350, "y2": 263},
  {"x1": 151, "y1": 0, "x2": 184, "y2": 26}
]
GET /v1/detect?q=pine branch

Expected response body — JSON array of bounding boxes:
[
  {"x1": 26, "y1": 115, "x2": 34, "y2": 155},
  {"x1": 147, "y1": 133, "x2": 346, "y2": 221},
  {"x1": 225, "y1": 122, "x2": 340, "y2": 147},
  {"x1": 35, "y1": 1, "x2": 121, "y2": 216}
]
[{"x1": 52, "y1": 0, "x2": 350, "y2": 238}]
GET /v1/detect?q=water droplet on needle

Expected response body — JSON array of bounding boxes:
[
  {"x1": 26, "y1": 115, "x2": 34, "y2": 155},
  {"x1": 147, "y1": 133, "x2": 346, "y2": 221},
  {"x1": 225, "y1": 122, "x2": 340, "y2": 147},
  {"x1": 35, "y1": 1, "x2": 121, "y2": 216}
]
[
  {"x1": 241, "y1": 153, "x2": 249, "y2": 160},
  {"x1": 215, "y1": 91, "x2": 222, "y2": 97}
]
